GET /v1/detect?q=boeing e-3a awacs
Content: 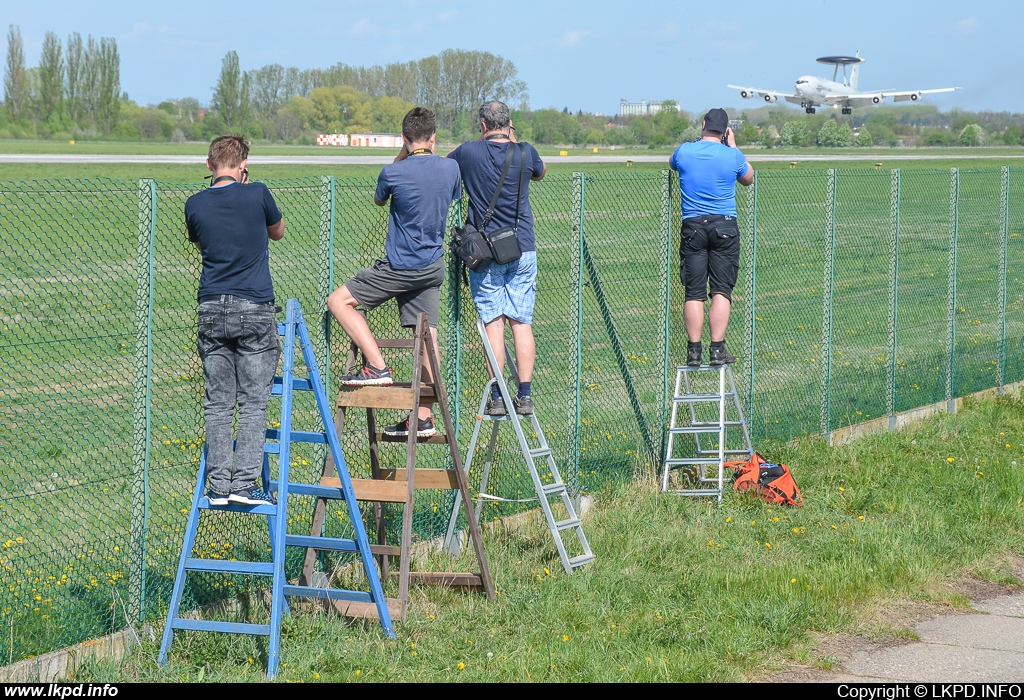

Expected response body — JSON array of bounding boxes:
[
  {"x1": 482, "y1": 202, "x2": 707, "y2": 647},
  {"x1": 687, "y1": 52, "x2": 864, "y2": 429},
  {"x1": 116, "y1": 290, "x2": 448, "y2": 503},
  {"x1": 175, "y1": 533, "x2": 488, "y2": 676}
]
[{"x1": 728, "y1": 53, "x2": 959, "y2": 115}]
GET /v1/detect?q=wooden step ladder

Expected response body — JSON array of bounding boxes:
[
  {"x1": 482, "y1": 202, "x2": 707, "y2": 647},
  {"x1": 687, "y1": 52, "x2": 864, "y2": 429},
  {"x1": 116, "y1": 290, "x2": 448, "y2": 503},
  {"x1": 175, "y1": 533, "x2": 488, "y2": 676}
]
[
  {"x1": 300, "y1": 312, "x2": 494, "y2": 619},
  {"x1": 157, "y1": 299, "x2": 394, "y2": 680}
]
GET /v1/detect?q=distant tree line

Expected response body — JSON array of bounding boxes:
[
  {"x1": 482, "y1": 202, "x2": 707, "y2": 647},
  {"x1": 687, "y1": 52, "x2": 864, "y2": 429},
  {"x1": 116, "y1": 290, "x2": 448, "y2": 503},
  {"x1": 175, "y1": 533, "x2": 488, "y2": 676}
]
[{"x1": 2, "y1": 29, "x2": 1023, "y2": 148}]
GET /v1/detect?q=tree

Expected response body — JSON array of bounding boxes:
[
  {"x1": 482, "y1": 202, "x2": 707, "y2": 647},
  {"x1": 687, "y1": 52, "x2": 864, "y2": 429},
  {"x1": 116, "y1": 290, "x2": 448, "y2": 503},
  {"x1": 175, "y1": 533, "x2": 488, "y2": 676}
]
[
  {"x1": 38, "y1": 32, "x2": 64, "y2": 125},
  {"x1": 854, "y1": 128, "x2": 873, "y2": 147},
  {"x1": 1001, "y1": 125, "x2": 1022, "y2": 146},
  {"x1": 212, "y1": 51, "x2": 251, "y2": 132},
  {"x1": 96, "y1": 38, "x2": 120, "y2": 133},
  {"x1": 66, "y1": 33, "x2": 83, "y2": 124},
  {"x1": 779, "y1": 121, "x2": 806, "y2": 147},
  {"x1": 759, "y1": 124, "x2": 780, "y2": 148},
  {"x1": 958, "y1": 123, "x2": 985, "y2": 147},
  {"x1": 4, "y1": 25, "x2": 28, "y2": 120},
  {"x1": 817, "y1": 119, "x2": 849, "y2": 147},
  {"x1": 248, "y1": 63, "x2": 285, "y2": 118}
]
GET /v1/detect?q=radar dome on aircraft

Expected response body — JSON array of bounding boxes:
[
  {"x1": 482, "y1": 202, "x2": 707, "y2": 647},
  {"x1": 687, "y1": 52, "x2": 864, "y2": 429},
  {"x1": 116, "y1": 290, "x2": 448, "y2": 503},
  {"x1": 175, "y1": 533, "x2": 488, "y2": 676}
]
[{"x1": 815, "y1": 55, "x2": 866, "y2": 65}]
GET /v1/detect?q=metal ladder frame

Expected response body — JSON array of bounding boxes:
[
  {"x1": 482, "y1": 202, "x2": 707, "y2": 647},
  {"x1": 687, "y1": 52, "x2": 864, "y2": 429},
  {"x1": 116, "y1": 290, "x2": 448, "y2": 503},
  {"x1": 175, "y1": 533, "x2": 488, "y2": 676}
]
[
  {"x1": 158, "y1": 299, "x2": 394, "y2": 680},
  {"x1": 661, "y1": 364, "x2": 752, "y2": 503},
  {"x1": 443, "y1": 318, "x2": 595, "y2": 574}
]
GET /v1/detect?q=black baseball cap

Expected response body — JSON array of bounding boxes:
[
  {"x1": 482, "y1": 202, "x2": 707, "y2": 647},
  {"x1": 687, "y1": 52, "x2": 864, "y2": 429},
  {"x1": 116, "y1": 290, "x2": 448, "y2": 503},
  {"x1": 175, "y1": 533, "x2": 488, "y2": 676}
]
[{"x1": 704, "y1": 108, "x2": 729, "y2": 134}]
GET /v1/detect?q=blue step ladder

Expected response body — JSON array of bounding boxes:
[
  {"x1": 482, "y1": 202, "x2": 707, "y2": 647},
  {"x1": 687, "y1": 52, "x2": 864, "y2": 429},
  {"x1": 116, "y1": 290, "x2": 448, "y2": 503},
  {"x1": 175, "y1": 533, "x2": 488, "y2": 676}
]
[{"x1": 158, "y1": 298, "x2": 395, "y2": 679}]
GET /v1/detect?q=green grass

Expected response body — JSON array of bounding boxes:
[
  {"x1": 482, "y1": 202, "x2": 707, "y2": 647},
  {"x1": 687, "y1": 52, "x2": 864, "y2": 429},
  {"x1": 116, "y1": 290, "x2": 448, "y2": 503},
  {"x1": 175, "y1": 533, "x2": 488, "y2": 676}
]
[{"x1": 61, "y1": 392, "x2": 1024, "y2": 682}]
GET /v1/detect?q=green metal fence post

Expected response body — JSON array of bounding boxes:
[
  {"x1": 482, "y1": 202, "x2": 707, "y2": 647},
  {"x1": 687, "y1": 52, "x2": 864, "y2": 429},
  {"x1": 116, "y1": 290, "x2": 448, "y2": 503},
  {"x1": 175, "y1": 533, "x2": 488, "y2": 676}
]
[
  {"x1": 998, "y1": 166, "x2": 1009, "y2": 392},
  {"x1": 887, "y1": 169, "x2": 901, "y2": 428},
  {"x1": 744, "y1": 170, "x2": 758, "y2": 441},
  {"x1": 659, "y1": 170, "x2": 672, "y2": 464},
  {"x1": 445, "y1": 199, "x2": 463, "y2": 436},
  {"x1": 946, "y1": 168, "x2": 959, "y2": 412},
  {"x1": 821, "y1": 169, "x2": 836, "y2": 440},
  {"x1": 130, "y1": 178, "x2": 156, "y2": 622},
  {"x1": 317, "y1": 176, "x2": 335, "y2": 391},
  {"x1": 567, "y1": 173, "x2": 584, "y2": 497}
]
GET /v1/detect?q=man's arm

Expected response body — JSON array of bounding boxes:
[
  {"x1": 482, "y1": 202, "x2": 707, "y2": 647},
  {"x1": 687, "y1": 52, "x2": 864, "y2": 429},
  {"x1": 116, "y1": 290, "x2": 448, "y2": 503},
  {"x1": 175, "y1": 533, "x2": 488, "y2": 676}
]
[
  {"x1": 393, "y1": 141, "x2": 410, "y2": 163},
  {"x1": 267, "y1": 217, "x2": 285, "y2": 241},
  {"x1": 374, "y1": 167, "x2": 390, "y2": 206},
  {"x1": 725, "y1": 128, "x2": 755, "y2": 187},
  {"x1": 527, "y1": 143, "x2": 546, "y2": 181}
]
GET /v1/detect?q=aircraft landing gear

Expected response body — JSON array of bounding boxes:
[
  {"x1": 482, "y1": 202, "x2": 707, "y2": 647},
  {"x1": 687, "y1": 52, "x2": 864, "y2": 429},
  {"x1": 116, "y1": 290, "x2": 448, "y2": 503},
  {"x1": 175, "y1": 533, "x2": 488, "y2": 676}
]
[
  {"x1": 805, "y1": 106, "x2": 816, "y2": 114},
  {"x1": 841, "y1": 107, "x2": 852, "y2": 115}
]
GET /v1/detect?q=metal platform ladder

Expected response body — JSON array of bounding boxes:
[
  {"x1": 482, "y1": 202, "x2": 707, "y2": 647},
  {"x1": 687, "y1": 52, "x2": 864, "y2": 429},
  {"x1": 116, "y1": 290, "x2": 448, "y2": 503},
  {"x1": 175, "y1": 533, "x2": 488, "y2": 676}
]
[
  {"x1": 661, "y1": 363, "x2": 753, "y2": 503},
  {"x1": 443, "y1": 318, "x2": 595, "y2": 574},
  {"x1": 158, "y1": 299, "x2": 394, "y2": 680}
]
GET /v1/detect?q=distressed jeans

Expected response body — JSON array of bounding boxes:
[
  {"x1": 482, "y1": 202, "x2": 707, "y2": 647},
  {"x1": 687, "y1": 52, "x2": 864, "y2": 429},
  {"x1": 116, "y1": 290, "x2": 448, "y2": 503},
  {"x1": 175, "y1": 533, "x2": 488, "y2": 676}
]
[{"x1": 197, "y1": 296, "x2": 281, "y2": 495}]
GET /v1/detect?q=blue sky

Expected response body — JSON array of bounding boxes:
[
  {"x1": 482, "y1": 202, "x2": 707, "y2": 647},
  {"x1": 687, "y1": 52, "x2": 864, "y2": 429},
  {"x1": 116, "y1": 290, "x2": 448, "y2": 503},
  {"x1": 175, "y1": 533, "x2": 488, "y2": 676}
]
[{"x1": 3, "y1": 0, "x2": 1019, "y2": 116}]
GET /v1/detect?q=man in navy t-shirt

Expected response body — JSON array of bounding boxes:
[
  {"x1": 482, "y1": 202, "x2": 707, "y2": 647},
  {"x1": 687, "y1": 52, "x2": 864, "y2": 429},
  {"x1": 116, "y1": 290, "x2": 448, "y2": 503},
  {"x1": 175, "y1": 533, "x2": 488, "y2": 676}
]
[
  {"x1": 669, "y1": 108, "x2": 754, "y2": 368},
  {"x1": 326, "y1": 107, "x2": 461, "y2": 438},
  {"x1": 186, "y1": 135, "x2": 285, "y2": 506},
  {"x1": 447, "y1": 100, "x2": 546, "y2": 417}
]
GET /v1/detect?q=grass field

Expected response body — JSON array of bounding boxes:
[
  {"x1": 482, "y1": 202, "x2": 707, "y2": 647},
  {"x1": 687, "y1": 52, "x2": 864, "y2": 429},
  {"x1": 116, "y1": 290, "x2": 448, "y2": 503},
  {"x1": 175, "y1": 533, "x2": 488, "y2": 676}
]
[
  {"x1": 60, "y1": 392, "x2": 1024, "y2": 682},
  {"x1": 2, "y1": 157, "x2": 1022, "y2": 667}
]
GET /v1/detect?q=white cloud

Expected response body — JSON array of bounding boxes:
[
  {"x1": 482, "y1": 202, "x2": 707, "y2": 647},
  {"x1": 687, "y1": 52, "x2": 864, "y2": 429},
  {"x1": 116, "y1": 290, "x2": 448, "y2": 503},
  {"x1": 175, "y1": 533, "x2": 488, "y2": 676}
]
[
  {"x1": 659, "y1": 23, "x2": 679, "y2": 38},
  {"x1": 436, "y1": 9, "x2": 459, "y2": 22},
  {"x1": 955, "y1": 17, "x2": 978, "y2": 33},
  {"x1": 349, "y1": 20, "x2": 380, "y2": 38},
  {"x1": 559, "y1": 29, "x2": 591, "y2": 48}
]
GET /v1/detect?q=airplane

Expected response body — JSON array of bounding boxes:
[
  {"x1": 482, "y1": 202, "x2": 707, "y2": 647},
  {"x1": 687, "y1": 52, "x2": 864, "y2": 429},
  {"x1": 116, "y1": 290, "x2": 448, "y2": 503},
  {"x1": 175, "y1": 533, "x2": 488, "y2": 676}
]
[{"x1": 727, "y1": 52, "x2": 959, "y2": 115}]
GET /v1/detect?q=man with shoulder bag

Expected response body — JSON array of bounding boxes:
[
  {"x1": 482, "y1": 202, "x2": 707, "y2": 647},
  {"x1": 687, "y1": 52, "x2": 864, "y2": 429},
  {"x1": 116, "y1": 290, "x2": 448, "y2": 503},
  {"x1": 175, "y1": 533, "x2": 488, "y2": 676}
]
[{"x1": 448, "y1": 100, "x2": 546, "y2": 416}]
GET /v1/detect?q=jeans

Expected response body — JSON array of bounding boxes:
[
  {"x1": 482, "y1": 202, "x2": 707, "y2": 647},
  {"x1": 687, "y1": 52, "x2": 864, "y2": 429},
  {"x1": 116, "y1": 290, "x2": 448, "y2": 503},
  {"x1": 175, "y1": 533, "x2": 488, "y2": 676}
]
[{"x1": 197, "y1": 296, "x2": 281, "y2": 495}]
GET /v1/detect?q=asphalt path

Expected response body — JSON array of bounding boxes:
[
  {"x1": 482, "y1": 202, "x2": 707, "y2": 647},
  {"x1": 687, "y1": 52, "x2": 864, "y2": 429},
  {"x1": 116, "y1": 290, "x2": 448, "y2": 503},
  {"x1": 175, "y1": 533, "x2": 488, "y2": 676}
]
[{"x1": 2, "y1": 152, "x2": 1022, "y2": 165}]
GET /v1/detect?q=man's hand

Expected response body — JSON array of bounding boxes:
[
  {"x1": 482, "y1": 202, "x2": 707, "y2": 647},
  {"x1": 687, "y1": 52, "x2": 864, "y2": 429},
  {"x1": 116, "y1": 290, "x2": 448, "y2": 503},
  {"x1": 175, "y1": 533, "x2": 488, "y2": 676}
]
[
  {"x1": 393, "y1": 141, "x2": 410, "y2": 163},
  {"x1": 725, "y1": 127, "x2": 738, "y2": 149}
]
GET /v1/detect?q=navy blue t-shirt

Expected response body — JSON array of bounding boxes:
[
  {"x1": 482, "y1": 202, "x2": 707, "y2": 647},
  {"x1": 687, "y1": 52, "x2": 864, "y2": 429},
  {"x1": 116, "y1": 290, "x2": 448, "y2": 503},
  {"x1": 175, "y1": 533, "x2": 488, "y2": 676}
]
[
  {"x1": 375, "y1": 154, "x2": 462, "y2": 270},
  {"x1": 447, "y1": 141, "x2": 544, "y2": 253},
  {"x1": 185, "y1": 182, "x2": 282, "y2": 303}
]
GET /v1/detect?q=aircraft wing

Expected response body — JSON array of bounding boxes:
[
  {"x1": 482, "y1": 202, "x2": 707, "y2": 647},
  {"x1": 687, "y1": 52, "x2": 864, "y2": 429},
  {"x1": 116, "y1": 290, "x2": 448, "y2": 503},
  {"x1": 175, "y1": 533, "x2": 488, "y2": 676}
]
[
  {"x1": 888, "y1": 87, "x2": 960, "y2": 103},
  {"x1": 727, "y1": 85, "x2": 799, "y2": 105},
  {"x1": 825, "y1": 88, "x2": 960, "y2": 107}
]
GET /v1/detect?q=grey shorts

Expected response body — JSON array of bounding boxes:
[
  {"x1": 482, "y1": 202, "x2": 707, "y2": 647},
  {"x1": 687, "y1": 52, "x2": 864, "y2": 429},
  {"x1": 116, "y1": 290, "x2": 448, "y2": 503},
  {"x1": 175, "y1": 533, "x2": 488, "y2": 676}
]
[{"x1": 344, "y1": 257, "x2": 446, "y2": 328}]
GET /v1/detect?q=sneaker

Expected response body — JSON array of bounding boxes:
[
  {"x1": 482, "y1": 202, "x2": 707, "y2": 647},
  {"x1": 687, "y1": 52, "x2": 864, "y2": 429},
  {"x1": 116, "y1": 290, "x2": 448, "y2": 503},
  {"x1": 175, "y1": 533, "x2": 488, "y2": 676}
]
[
  {"x1": 513, "y1": 395, "x2": 534, "y2": 415},
  {"x1": 686, "y1": 343, "x2": 703, "y2": 367},
  {"x1": 205, "y1": 490, "x2": 229, "y2": 506},
  {"x1": 484, "y1": 396, "x2": 507, "y2": 416},
  {"x1": 340, "y1": 364, "x2": 393, "y2": 386},
  {"x1": 228, "y1": 487, "x2": 274, "y2": 506},
  {"x1": 709, "y1": 345, "x2": 737, "y2": 366},
  {"x1": 383, "y1": 416, "x2": 438, "y2": 438}
]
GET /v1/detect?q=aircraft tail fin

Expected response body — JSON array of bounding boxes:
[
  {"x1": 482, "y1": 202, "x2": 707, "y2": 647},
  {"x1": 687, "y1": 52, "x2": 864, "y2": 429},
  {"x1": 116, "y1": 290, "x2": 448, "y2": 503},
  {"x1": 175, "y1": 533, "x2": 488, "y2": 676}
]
[{"x1": 851, "y1": 51, "x2": 862, "y2": 90}]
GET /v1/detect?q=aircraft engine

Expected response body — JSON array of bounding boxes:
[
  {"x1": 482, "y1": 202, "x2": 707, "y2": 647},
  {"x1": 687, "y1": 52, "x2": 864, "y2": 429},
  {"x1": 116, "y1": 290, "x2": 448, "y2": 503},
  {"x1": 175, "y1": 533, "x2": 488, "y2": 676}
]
[
  {"x1": 763, "y1": 94, "x2": 777, "y2": 103},
  {"x1": 910, "y1": 92, "x2": 921, "y2": 101},
  {"x1": 871, "y1": 95, "x2": 881, "y2": 104},
  {"x1": 740, "y1": 90, "x2": 751, "y2": 99}
]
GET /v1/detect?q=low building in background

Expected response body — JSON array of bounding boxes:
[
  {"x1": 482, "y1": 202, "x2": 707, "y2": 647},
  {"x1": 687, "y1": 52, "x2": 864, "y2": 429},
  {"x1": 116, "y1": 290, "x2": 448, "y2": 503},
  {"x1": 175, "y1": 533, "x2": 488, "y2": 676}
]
[
  {"x1": 349, "y1": 133, "x2": 403, "y2": 148},
  {"x1": 316, "y1": 134, "x2": 349, "y2": 146},
  {"x1": 619, "y1": 99, "x2": 682, "y2": 117}
]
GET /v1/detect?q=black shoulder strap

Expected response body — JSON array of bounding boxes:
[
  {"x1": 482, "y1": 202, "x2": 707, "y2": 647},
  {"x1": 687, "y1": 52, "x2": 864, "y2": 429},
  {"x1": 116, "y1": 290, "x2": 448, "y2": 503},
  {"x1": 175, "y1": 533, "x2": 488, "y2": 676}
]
[
  {"x1": 513, "y1": 143, "x2": 528, "y2": 232},
  {"x1": 477, "y1": 144, "x2": 516, "y2": 232}
]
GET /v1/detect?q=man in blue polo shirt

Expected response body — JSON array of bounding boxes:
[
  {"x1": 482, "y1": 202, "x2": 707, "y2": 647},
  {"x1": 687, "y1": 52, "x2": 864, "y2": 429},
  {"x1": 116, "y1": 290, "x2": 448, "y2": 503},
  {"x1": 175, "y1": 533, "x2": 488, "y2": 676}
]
[
  {"x1": 327, "y1": 107, "x2": 461, "y2": 438},
  {"x1": 186, "y1": 135, "x2": 285, "y2": 506},
  {"x1": 670, "y1": 108, "x2": 754, "y2": 367}
]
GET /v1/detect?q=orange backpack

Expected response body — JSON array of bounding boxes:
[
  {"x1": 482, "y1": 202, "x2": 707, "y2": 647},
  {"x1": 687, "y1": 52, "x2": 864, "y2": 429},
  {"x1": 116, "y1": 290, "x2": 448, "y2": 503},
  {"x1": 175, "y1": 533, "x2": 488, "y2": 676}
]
[{"x1": 724, "y1": 452, "x2": 804, "y2": 506}]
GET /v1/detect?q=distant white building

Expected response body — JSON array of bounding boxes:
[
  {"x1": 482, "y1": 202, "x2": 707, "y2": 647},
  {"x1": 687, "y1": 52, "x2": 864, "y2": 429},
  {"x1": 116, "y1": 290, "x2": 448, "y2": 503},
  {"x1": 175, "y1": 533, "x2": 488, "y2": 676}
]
[
  {"x1": 349, "y1": 133, "x2": 403, "y2": 148},
  {"x1": 316, "y1": 134, "x2": 349, "y2": 146},
  {"x1": 619, "y1": 99, "x2": 681, "y2": 117}
]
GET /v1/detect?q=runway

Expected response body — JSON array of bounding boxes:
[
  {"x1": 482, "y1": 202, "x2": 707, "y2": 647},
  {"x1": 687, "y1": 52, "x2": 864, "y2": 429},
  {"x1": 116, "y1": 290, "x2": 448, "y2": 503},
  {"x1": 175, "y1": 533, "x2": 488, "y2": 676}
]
[{"x1": 1, "y1": 152, "x2": 1021, "y2": 165}]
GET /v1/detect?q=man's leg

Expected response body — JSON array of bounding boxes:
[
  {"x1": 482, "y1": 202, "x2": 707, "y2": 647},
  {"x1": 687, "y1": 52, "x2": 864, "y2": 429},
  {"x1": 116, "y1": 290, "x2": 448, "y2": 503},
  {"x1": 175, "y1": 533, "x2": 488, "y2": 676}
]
[
  {"x1": 232, "y1": 303, "x2": 281, "y2": 497},
  {"x1": 484, "y1": 316, "x2": 507, "y2": 380},
  {"x1": 198, "y1": 314, "x2": 236, "y2": 499},
  {"x1": 509, "y1": 320, "x2": 535, "y2": 383},
  {"x1": 708, "y1": 294, "x2": 731, "y2": 342},
  {"x1": 418, "y1": 326, "x2": 439, "y2": 422},
  {"x1": 684, "y1": 299, "x2": 707, "y2": 343},
  {"x1": 327, "y1": 284, "x2": 386, "y2": 371}
]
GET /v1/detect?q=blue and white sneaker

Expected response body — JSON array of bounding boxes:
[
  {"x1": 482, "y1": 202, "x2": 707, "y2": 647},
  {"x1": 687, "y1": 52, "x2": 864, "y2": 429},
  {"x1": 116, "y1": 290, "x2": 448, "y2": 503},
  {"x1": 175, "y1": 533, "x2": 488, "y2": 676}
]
[
  {"x1": 228, "y1": 487, "x2": 274, "y2": 506},
  {"x1": 205, "y1": 490, "x2": 229, "y2": 506}
]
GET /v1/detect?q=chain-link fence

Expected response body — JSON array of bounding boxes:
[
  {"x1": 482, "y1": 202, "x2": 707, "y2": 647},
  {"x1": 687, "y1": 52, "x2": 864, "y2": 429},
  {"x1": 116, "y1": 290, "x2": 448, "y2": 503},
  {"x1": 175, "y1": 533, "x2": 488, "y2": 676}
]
[{"x1": 2, "y1": 167, "x2": 1022, "y2": 664}]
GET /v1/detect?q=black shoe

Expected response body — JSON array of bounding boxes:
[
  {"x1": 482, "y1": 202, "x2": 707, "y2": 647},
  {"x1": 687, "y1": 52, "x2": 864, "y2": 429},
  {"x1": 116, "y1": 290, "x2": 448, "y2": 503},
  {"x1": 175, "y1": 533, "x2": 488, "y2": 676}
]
[
  {"x1": 709, "y1": 345, "x2": 737, "y2": 366},
  {"x1": 485, "y1": 396, "x2": 507, "y2": 416},
  {"x1": 205, "y1": 489, "x2": 229, "y2": 507},
  {"x1": 228, "y1": 487, "x2": 274, "y2": 506},
  {"x1": 340, "y1": 364, "x2": 393, "y2": 386},
  {"x1": 686, "y1": 344, "x2": 703, "y2": 367},
  {"x1": 383, "y1": 416, "x2": 437, "y2": 438},
  {"x1": 513, "y1": 395, "x2": 534, "y2": 415}
]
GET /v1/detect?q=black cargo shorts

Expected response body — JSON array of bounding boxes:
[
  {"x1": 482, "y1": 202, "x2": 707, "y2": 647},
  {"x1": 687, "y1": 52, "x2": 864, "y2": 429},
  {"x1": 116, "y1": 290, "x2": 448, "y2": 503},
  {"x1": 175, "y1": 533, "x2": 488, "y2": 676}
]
[{"x1": 679, "y1": 214, "x2": 740, "y2": 302}]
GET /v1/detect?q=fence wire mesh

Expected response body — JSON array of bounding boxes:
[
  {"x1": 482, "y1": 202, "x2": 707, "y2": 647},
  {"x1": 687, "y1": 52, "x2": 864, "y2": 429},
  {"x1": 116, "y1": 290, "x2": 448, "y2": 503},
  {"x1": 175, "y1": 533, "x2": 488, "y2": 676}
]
[{"x1": 2, "y1": 166, "x2": 1022, "y2": 664}]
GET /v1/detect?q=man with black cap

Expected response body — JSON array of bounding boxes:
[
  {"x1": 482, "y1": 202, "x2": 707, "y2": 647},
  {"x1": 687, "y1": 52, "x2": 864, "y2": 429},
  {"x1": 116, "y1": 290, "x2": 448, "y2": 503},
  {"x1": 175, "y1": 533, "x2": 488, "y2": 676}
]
[{"x1": 669, "y1": 108, "x2": 754, "y2": 367}]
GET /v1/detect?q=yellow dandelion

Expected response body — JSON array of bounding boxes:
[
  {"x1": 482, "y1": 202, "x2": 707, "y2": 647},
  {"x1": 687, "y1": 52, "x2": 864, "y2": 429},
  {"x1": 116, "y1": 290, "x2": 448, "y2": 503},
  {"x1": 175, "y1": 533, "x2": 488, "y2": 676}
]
[
  {"x1": 790, "y1": 578, "x2": 796, "y2": 583},
  {"x1": 562, "y1": 635, "x2": 569, "y2": 642},
  {"x1": 457, "y1": 662, "x2": 465, "y2": 671},
  {"x1": 947, "y1": 457, "x2": 955, "y2": 463}
]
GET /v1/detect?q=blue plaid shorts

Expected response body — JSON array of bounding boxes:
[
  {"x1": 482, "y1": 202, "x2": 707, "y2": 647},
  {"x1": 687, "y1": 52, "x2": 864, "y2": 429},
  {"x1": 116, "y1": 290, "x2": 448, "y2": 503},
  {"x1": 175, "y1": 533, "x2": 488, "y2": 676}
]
[{"x1": 468, "y1": 251, "x2": 537, "y2": 324}]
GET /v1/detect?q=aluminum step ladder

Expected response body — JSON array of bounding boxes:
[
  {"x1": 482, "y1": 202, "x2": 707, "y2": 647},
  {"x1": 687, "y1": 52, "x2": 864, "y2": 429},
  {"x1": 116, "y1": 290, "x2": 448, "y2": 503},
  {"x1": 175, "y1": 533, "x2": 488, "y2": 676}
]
[
  {"x1": 158, "y1": 299, "x2": 394, "y2": 680},
  {"x1": 443, "y1": 318, "x2": 595, "y2": 574},
  {"x1": 661, "y1": 363, "x2": 752, "y2": 503}
]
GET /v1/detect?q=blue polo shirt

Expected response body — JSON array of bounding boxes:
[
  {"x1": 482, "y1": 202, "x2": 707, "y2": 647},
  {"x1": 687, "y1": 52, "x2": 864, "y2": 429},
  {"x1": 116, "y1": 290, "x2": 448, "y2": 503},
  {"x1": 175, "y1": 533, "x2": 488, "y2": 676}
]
[
  {"x1": 447, "y1": 141, "x2": 544, "y2": 253},
  {"x1": 669, "y1": 141, "x2": 750, "y2": 218},
  {"x1": 375, "y1": 154, "x2": 462, "y2": 270},
  {"x1": 185, "y1": 182, "x2": 282, "y2": 303}
]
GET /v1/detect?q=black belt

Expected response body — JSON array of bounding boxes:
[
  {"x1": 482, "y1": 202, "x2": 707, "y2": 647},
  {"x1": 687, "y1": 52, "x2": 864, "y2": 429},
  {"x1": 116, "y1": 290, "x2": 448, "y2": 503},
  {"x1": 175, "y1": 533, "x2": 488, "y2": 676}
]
[
  {"x1": 198, "y1": 294, "x2": 274, "y2": 304},
  {"x1": 683, "y1": 214, "x2": 734, "y2": 223}
]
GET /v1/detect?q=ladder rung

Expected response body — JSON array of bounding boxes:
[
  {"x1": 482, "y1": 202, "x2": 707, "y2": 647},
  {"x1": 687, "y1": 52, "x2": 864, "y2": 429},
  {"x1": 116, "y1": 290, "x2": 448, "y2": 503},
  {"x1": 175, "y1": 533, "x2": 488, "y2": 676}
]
[
  {"x1": 336, "y1": 383, "x2": 437, "y2": 410},
  {"x1": 171, "y1": 619, "x2": 271, "y2": 636},
  {"x1": 184, "y1": 558, "x2": 274, "y2": 576},
  {"x1": 664, "y1": 458, "x2": 723, "y2": 466},
  {"x1": 689, "y1": 421, "x2": 744, "y2": 427},
  {"x1": 695, "y1": 449, "x2": 751, "y2": 456},
  {"x1": 669, "y1": 426, "x2": 724, "y2": 434},
  {"x1": 272, "y1": 377, "x2": 313, "y2": 392},
  {"x1": 666, "y1": 488, "x2": 727, "y2": 497},
  {"x1": 675, "y1": 365, "x2": 728, "y2": 372},
  {"x1": 375, "y1": 338, "x2": 415, "y2": 349},
  {"x1": 266, "y1": 429, "x2": 327, "y2": 444},
  {"x1": 529, "y1": 448, "x2": 552, "y2": 459},
  {"x1": 274, "y1": 481, "x2": 345, "y2": 500},
  {"x1": 673, "y1": 393, "x2": 735, "y2": 402},
  {"x1": 555, "y1": 518, "x2": 581, "y2": 531},
  {"x1": 374, "y1": 432, "x2": 448, "y2": 444},
  {"x1": 568, "y1": 554, "x2": 596, "y2": 568},
  {"x1": 283, "y1": 585, "x2": 373, "y2": 604},
  {"x1": 198, "y1": 499, "x2": 277, "y2": 516},
  {"x1": 264, "y1": 443, "x2": 280, "y2": 454},
  {"x1": 541, "y1": 482, "x2": 567, "y2": 495},
  {"x1": 285, "y1": 534, "x2": 358, "y2": 553}
]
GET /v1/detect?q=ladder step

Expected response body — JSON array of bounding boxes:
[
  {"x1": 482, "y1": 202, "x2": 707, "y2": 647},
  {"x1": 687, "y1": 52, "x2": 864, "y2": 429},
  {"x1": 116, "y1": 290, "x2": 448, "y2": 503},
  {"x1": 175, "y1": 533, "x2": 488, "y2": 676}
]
[
  {"x1": 375, "y1": 432, "x2": 448, "y2": 445},
  {"x1": 541, "y1": 481, "x2": 567, "y2": 495},
  {"x1": 405, "y1": 572, "x2": 485, "y2": 588},
  {"x1": 171, "y1": 619, "x2": 271, "y2": 636},
  {"x1": 555, "y1": 518, "x2": 582, "y2": 531},
  {"x1": 272, "y1": 377, "x2": 313, "y2": 393},
  {"x1": 529, "y1": 448, "x2": 552, "y2": 459},
  {"x1": 669, "y1": 426, "x2": 726, "y2": 434},
  {"x1": 695, "y1": 449, "x2": 751, "y2": 456},
  {"x1": 328, "y1": 598, "x2": 404, "y2": 620},
  {"x1": 336, "y1": 383, "x2": 437, "y2": 410},
  {"x1": 184, "y1": 558, "x2": 274, "y2": 576},
  {"x1": 568, "y1": 554, "x2": 596, "y2": 568},
  {"x1": 689, "y1": 421, "x2": 744, "y2": 428},
  {"x1": 198, "y1": 498, "x2": 277, "y2": 516},
  {"x1": 266, "y1": 429, "x2": 327, "y2": 444},
  {"x1": 675, "y1": 365, "x2": 729, "y2": 372},
  {"x1": 664, "y1": 458, "x2": 724, "y2": 466},
  {"x1": 673, "y1": 393, "x2": 736, "y2": 402},
  {"x1": 283, "y1": 585, "x2": 373, "y2": 604},
  {"x1": 285, "y1": 534, "x2": 358, "y2": 553}
]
